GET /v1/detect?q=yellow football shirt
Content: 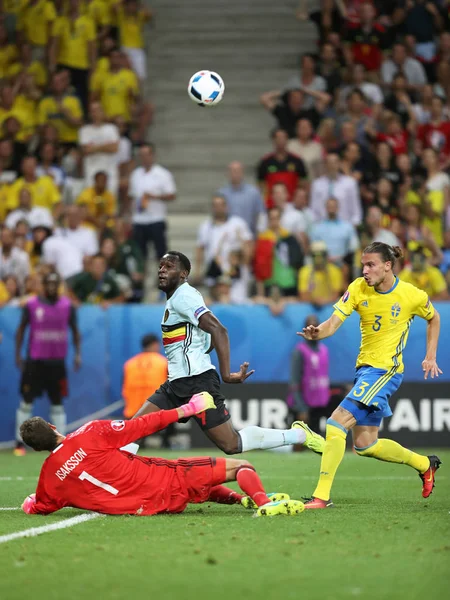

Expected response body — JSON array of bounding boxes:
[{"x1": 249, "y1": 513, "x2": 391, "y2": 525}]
[
  {"x1": 0, "y1": 44, "x2": 18, "y2": 78},
  {"x1": 76, "y1": 187, "x2": 117, "y2": 218},
  {"x1": 8, "y1": 176, "x2": 61, "y2": 211},
  {"x1": 399, "y1": 267, "x2": 447, "y2": 299},
  {"x1": 52, "y1": 15, "x2": 96, "y2": 70},
  {"x1": 405, "y1": 189, "x2": 445, "y2": 247},
  {"x1": 91, "y1": 68, "x2": 138, "y2": 121},
  {"x1": 17, "y1": 0, "x2": 56, "y2": 47},
  {"x1": 333, "y1": 277, "x2": 435, "y2": 373},
  {"x1": 37, "y1": 94, "x2": 83, "y2": 143},
  {"x1": 86, "y1": 0, "x2": 111, "y2": 28},
  {"x1": 117, "y1": 8, "x2": 148, "y2": 48},
  {"x1": 7, "y1": 60, "x2": 48, "y2": 88},
  {"x1": 298, "y1": 264, "x2": 343, "y2": 302},
  {"x1": 2, "y1": 0, "x2": 27, "y2": 14}
]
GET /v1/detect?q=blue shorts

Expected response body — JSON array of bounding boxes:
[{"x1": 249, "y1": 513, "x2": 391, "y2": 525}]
[{"x1": 340, "y1": 366, "x2": 403, "y2": 427}]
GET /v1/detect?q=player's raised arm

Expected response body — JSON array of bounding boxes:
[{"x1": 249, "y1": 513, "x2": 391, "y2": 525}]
[
  {"x1": 198, "y1": 312, "x2": 254, "y2": 384},
  {"x1": 100, "y1": 394, "x2": 217, "y2": 448},
  {"x1": 297, "y1": 314, "x2": 343, "y2": 341},
  {"x1": 422, "y1": 309, "x2": 443, "y2": 380}
]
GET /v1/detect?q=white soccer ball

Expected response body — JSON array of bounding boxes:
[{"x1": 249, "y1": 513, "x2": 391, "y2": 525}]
[{"x1": 188, "y1": 70, "x2": 225, "y2": 107}]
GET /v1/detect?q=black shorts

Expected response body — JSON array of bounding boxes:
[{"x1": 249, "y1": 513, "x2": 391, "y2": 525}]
[
  {"x1": 20, "y1": 360, "x2": 68, "y2": 403},
  {"x1": 147, "y1": 369, "x2": 231, "y2": 431}
]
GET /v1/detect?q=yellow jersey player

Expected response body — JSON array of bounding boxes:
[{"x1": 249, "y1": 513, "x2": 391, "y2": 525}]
[{"x1": 296, "y1": 242, "x2": 443, "y2": 508}]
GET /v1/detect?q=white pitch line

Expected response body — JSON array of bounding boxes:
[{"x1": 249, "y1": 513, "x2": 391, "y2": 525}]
[
  {"x1": 0, "y1": 513, "x2": 103, "y2": 544},
  {"x1": 0, "y1": 507, "x2": 20, "y2": 511}
]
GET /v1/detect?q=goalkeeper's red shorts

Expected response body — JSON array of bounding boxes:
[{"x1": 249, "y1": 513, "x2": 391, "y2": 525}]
[{"x1": 168, "y1": 457, "x2": 227, "y2": 513}]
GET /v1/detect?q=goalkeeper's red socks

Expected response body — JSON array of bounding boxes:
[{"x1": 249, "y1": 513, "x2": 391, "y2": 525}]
[
  {"x1": 208, "y1": 485, "x2": 243, "y2": 504},
  {"x1": 236, "y1": 466, "x2": 270, "y2": 507}
]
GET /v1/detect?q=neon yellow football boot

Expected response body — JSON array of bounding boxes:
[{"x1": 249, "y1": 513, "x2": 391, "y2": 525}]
[
  {"x1": 255, "y1": 499, "x2": 305, "y2": 517},
  {"x1": 292, "y1": 421, "x2": 325, "y2": 454},
  {"x1": 241, "y1": 492, "x2": 290, "y2": 510}
]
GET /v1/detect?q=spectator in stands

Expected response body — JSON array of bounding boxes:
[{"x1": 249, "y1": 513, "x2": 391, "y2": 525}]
[
  {"x1": 381, "y1": 42, "x2": 427, "y2": 91},
  {"x1": 2, "y1": 274, "x2": 22, "y2": 306},
  {"x1": 297, "y1": 0, "x2": 345, "y2": 44},
  {"x1": 7, "y1": 41, "x2": 47, "y2": 89},
  {"x1": 285, "y1": 54, "x2": 327, "y2": 109},
  {"x1": 423, "y1": 148, "x2": 450, "y2": 206},
  {"x1": 17, "y1": 0, "x2": 56, "y2": 62},
  {"x1": 38, "y1": 71, "x2": 84, "y2": 150},
  {"x1": 402, "y1": 0, "x2": 443, "y2": 63},
  {"x1": 337, "y1": 89, "x2": 370, "y2": 147},
  {"x1": 259, "y1": 182, "x2": 309, "y2": 249},
  {"x1": 403, "y1": 203, "x2": 443, "y2": 266},
  {"x1": 316, "y1": 118, "x2": 338, "y2": 153},
  {"x1": 0, "y1": 137, "x2": 20, "y2": 176},
  {"x1": 254, "y1": 206, "x2": 303, "y2": 300},
  {"x1": 383, "y1": 74, "x2": 415, "y2": 129},
  {"x1": 8, "y1": 155, "x2": 61, "y2": 212},
  {"x1": 310, "y1": 153, "x2": 362, "y2": 225},
  {"x1": 297, "y1": 240, "x2": 343, "y2": 307},
  {"x1": 111, "y1": 218, "x2": 145, "y2": 302},
  {"x1": 260, "y1": 88, "x2": 331, "y2": 137},
  {"x1": 343, "y1": 1, "x2": 389, "y2": 72},
  {"x1": 292, "y1": 187, "x2": 315, "y2": 232},
  {"x1": 257, "y1": 128, "x2": 307, "y2": 208},
  {"x1": 287, "y1": 119, "x2": 324, "y2": 180},
  {"x1": 195, "y1": 194, "x2": 253, "y2": 289},
  {"x1": 5, "y1": 188, "x2": 53, "y2": 230},
  {"x1": 90, "y1": 49, "x2": 152, "y2": 144},
  {"x1": 412, "y1": 84, "x2": 435, "y2": 125},
  {"x1": 441, "y1": 231, "x2": 450, "y2": 291},
  {"x1": 36, "y1": 142, "x2": 65, "y2": 190},
  {"x1": 404, "y1": 171, "x2": 446, "y2": 250},
  {"x1": 217, "y1": 161, "x2": 265, "y2": 236},
  {"x1": 364, "y1": 205, "x2": 401, "y2": 247},
  {"x1": 361, "y1": 142, "x2": 401, "y2": 205},
  {"x1": 49, "y1": 0, "x2": 96, "y2": 114},
  {"x1": 0, "y1": 227, "x2": 30, "y2": 288},
  {"x1": 417, "y1": 96, "x2": 450, "y2": 168},
  {"x1": 76, "y1": 171, "x2": 117, "y2": 231},
  {"x1": 434, "y1": 59, "x2": 450, "y2": 102},
  {"x1": 54, "y1": 205, "x2": 99, "y2": 258},
  {"x1": 317, "y1": 42, "x2": 342, "y2": 96},
  {"x1": 67, "y1": 252, "x2": 124, "y2": 306},
  {"x1": 79, "y1": 101, "x2": 120, "y2": 195},
  {"x1": 398, "y1": 246, "x2": 448, "y2": 300},
  {"x1": 114, "y1": 0, "x2": 152, "y2": 82},
  {"x1": 129, "y1": 143, "x2": 176, "y2": 261},
  {"x1": 340, "y1": 141, "x2": 363, "y2": 183},
  {"x1": 310, "y1": 197, "x2": 359, "y2": 268},
  {"x1": 32, "y1": 224, "x2": 83, "y2": 280},
  {"x1": 99, "y1": 236, "x2": 133, "y2": 299},
  {"x1": 338, "y1": 64, "x2": 384, "y2": 111},
  {"x1": 115, "y1": 116, "x2": 135, "y2": 213}
]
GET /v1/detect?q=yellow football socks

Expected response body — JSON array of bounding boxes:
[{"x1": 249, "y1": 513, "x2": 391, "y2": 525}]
[
  {"x1": 313, "y1": 422, "x2": 347, "y2": 501},
  {"x1": 355, "y1": 439, "x2": 430, "y2": 473}
]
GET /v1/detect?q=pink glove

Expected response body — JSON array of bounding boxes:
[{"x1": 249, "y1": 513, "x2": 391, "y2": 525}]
[
  {"x1": 21, "y1": 493, "x2": 36, "y2": 514},
  {"x1": 180, "y1": 392, "x2": 216, "y2": 418}
]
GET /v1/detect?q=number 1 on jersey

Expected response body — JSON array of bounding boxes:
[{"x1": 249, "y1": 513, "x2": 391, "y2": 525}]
[{"x1": 78, "y1": 471, "x2": 119, "y2": 495}]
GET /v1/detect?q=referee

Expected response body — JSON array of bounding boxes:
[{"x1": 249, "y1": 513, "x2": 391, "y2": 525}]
[{"x1": 14, "y1": 272, "x2": 81, "y2": 456}]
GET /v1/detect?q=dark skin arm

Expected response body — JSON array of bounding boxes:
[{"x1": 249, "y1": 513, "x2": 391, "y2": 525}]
[
  {"x1": 15, "y1": 308, "x2": 30, "y2": 370},
  {"x1": 197, "y1": 312, "x2": 254, "y2": 383},
  {"x1": 69, "y1": 306, "x2": 82, "y2": 371}
]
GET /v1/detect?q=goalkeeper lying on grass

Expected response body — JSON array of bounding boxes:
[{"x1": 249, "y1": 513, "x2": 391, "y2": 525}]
[{"x1": 20, "y1": 392, "x2": 304, "y2": 518}]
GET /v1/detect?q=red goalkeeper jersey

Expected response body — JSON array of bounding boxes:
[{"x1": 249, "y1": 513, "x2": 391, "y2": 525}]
[{"x1": 29, "y1": 410, "x2": 190, "y2": 516}]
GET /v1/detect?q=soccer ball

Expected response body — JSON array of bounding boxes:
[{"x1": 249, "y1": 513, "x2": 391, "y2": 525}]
[{"x1": 188, "y1": 70, "x2": 225, "y2": 107}]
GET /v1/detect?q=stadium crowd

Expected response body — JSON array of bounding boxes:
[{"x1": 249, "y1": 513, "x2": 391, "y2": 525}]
[
  {"x1": 0, "y1": 0, "x2": 450, "y2": 312},
  {"x1": 193, "y1": 0, "x2": 450, "y2": 311}
]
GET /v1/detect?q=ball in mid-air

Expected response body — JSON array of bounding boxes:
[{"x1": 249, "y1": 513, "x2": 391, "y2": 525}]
[{"x1": 188, "y1": 70, "x2": 225, "y2": 107}]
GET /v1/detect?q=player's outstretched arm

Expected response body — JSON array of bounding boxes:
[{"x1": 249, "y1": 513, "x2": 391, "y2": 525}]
[
  {"x1": 103, "y1": 397, "x2": 217, "y2": 448},
  {"x1": 422, "y1": 310, "x2": 443, "y2": 380},
  {"x1": 297, "y1": 314, "x2": 343, "y2": 341},
  {"x1": 198, "y1": 312, "x2": 254, "y2": 383}
]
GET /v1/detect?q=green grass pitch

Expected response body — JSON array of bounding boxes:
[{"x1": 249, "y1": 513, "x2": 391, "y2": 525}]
[{"x1": 1, "y1": 448, "x2": 449, "y2": 600}]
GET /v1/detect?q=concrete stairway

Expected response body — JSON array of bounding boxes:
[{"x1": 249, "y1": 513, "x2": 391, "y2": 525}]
[{"x1": 145, "y1": 0, "x2": 318, "y2": 257}]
